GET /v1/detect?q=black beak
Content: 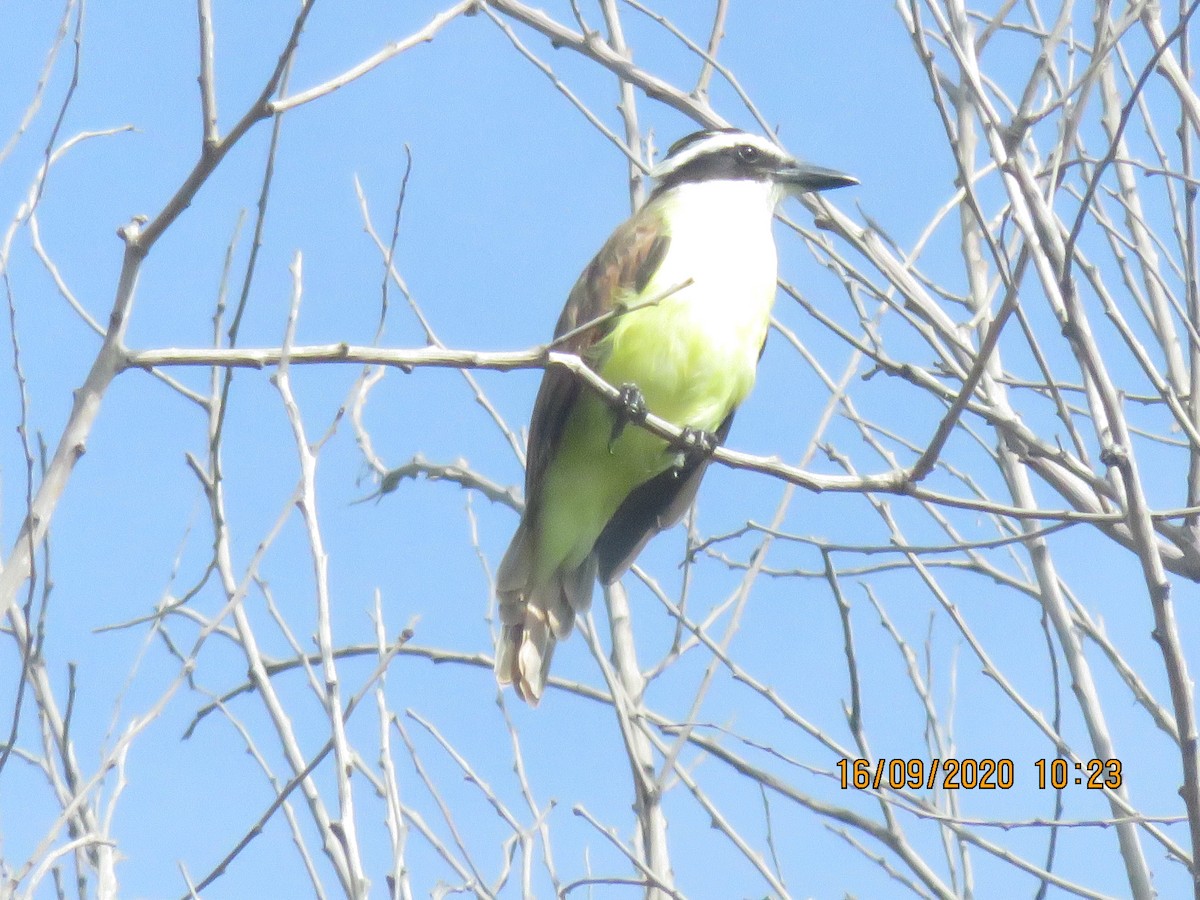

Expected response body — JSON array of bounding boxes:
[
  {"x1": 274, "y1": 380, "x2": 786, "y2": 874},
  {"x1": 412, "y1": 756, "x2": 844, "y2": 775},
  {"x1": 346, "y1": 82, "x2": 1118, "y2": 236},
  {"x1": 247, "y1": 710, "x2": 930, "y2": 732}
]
[{"x1": 777, "y1": 162, "x2": 858, "y2": 194}]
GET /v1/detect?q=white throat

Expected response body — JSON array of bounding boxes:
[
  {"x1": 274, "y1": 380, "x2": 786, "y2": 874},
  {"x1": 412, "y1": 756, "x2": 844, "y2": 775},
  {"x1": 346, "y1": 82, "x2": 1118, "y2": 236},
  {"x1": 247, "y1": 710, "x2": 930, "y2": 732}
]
[
  {"x1": 649, "y1": 178, "x2": 783, "y2": 316},
  {"x1": 656, "y1": 177, "x2": 783, "y2": 244}
]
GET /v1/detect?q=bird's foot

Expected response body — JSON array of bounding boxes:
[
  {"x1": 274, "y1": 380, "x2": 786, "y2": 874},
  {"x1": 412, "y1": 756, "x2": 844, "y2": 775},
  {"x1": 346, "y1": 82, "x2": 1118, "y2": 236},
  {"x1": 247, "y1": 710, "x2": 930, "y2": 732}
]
[
  {"x1": 608, "y1": 383, "x2": 648, "y2": 451},
  {"x1": 673, "y1": 426, "x2": 719, "y2": 461}
]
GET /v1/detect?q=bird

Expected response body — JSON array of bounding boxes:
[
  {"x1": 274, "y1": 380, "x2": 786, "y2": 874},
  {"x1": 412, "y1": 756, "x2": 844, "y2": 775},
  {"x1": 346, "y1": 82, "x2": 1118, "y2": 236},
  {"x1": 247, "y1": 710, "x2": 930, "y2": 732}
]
[{"x1": 495, "y1": 127, "x2": 856, "y2": 704}]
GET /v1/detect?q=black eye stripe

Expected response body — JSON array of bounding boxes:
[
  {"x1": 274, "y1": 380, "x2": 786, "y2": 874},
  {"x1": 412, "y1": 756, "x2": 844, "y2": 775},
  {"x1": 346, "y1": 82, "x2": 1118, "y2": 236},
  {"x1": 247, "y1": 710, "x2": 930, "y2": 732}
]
[{"x1": 651, "y1": 141, "x2": 783, "y2": 196}]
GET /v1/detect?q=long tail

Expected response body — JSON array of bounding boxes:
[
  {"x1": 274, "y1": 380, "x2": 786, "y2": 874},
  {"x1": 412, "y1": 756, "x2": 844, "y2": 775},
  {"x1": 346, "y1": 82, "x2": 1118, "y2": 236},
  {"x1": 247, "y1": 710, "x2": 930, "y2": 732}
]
[{"x1": 495, "y1": 520, "x2": 595, "y2": 704}]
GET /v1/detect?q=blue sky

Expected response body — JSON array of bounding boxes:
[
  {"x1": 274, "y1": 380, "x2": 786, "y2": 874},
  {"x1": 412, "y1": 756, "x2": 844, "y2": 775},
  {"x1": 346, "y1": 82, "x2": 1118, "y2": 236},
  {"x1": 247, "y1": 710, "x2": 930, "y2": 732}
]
[{"x1": 1, "y1": 1, "x2": 1196, "y2": 898}]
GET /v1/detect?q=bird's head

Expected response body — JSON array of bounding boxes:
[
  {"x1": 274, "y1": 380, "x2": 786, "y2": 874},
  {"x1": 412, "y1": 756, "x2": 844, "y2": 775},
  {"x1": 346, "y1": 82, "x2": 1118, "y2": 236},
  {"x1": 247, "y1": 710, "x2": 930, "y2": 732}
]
[{"x1": 649, "y1": 127, "x2": 857, "y2": 201}]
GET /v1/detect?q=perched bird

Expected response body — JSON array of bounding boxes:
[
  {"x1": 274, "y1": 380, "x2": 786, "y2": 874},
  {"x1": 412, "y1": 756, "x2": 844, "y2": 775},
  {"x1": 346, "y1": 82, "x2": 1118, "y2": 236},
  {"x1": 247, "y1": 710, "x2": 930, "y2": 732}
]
[{"x1": 496, "y1": 127, "x2": 856, "y2": 703}]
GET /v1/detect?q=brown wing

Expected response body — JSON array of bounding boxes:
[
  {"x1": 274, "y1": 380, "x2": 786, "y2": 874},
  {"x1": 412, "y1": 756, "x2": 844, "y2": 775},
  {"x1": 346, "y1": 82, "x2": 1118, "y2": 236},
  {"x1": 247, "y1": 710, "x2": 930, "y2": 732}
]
[
  {"x1": 522, "y1": 205, "x2": 670, "y2": 513},
  {"x1": 594, "y1": 411, "x2": 736, "y2": 584}
]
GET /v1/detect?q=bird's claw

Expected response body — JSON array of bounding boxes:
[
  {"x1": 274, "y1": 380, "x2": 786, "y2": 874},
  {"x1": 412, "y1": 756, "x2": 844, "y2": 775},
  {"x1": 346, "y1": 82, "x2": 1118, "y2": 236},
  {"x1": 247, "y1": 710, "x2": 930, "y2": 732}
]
[
  {"x1": 673, "y1": 426, "x2": 719, "y2": 460},
  {"x1": 609, "y1": 383, "x2": 648, "y2": 451}
]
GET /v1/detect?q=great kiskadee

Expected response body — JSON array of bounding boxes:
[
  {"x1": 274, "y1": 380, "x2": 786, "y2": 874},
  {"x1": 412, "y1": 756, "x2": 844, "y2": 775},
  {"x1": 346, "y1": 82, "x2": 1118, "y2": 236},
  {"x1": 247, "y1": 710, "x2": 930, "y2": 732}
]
[{"x1": 496, "y1": 128, "x2": 856, "y2": 704}]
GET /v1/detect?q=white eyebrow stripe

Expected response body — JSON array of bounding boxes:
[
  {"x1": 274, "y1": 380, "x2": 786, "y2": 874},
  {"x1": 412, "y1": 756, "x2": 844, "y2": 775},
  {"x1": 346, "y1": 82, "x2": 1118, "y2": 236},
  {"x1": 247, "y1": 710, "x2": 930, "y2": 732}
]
[{"x1": 650, "y1": 132, "x2": 787, "y2": 180}]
